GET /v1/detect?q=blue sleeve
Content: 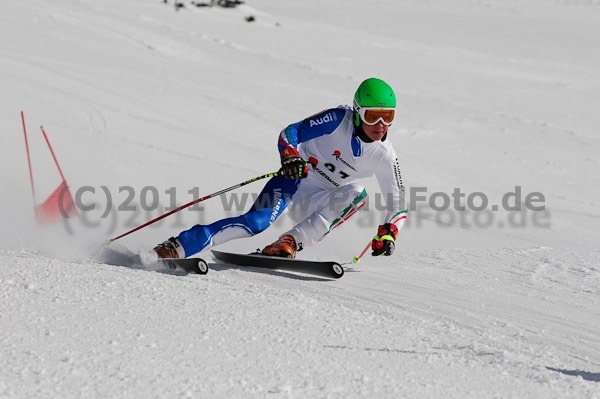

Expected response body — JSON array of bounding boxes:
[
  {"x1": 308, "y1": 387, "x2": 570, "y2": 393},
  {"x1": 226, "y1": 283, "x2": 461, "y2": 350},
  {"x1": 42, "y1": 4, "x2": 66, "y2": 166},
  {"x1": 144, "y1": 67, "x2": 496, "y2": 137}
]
[{"x1": 278, "y1": 108, "x2": 346, "y2": 152}]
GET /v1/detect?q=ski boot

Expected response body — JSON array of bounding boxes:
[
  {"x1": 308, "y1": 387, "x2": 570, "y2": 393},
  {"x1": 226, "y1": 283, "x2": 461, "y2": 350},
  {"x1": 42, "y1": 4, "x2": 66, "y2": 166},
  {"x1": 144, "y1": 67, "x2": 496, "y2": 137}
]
[
  {"x1": 261, "y1": 234, "x2": 297, "y2": 259},
  {"x1": 153, "y1": 237, "x2": 185, "y2": 259}
]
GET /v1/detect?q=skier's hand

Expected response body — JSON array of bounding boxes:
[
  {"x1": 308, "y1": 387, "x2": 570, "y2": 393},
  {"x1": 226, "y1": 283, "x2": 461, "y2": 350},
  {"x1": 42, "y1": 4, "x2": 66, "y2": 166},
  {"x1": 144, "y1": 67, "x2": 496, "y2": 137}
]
[
  {"x1": 371, "y1": 223, "x2": 398, "y2": 256},
  {"x1": 281, "y1": 147, "x2": 308, "y2": 179}
]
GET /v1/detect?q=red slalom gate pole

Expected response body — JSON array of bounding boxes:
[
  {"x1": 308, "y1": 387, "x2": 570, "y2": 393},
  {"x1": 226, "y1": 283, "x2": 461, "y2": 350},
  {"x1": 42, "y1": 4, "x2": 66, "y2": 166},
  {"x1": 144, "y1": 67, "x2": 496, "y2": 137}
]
[
  {"x1": 40, "y1": 126, "x2": 67, "y2": 183},
  {"x1": 106, "y1": 170, "x2": 285, "y2": 246},
  {"x1": 21, "y1": 111, "x2": 36, "y2": 200}
]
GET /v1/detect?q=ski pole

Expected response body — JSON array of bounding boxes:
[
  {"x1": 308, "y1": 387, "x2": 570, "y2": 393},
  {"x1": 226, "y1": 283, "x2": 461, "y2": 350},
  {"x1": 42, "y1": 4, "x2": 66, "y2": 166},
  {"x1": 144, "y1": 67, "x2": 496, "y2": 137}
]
[
  {"x1": 21, "y1": 111, "x2": 36, "y2": 201},
  {"x1": 106, "y1": 170, "x2": 284, "y2": 245},
  {"x1": 352, "y1": 241, "x2": 371, "y2": 263}
]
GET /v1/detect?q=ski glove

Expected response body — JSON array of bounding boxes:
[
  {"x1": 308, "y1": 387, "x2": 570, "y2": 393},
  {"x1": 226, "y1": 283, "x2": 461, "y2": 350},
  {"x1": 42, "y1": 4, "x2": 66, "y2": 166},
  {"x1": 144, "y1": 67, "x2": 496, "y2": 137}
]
[
  {"x1": 280, "y1": 146, "x2": 308, "y2": 179},
  {"x1": 371, "y1": 223, "x2": 399, "y2": 256}
]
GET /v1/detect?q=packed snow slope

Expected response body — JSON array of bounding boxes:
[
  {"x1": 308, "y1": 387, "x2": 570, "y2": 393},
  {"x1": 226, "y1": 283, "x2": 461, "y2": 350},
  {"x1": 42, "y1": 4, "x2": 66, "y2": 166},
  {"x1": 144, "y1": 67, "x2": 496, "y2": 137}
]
[
  {"x1": 1, "y1": 0, "x2": 600, "y2": 398},
  {"x1": 2, "y1": 247, "x2": 600, "y2": 398}
]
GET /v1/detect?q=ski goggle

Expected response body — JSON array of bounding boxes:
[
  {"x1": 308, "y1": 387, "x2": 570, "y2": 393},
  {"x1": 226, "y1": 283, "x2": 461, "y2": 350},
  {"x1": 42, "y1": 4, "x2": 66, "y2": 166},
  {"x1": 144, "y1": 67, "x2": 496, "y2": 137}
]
[{"x1": 356, "y1": 106, "x2": 395, "y2": 126}]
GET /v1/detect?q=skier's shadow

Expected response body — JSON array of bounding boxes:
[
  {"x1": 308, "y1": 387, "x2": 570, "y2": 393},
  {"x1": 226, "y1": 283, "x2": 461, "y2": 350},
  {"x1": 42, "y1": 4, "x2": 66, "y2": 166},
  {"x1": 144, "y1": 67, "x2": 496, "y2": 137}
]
[
  {"x1": 546, "y1": 367, "x2": 600, "y2": 382},
  {"x1": 209, "y1": 262, "x2": 335, "y2": 282}
]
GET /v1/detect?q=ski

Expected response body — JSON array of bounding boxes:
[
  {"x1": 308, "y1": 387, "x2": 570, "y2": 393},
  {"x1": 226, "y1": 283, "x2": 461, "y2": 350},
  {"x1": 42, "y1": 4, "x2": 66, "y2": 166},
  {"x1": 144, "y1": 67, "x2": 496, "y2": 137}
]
[
  {"x1": 159, "y1": 257, "x2": 209, "y2": 274},
  {"x1": 211, "y1": 250, "x2": 344, "y2": 279},
  {"x1": 97, "y1": 246, "x2": 208, "y2": 275}
]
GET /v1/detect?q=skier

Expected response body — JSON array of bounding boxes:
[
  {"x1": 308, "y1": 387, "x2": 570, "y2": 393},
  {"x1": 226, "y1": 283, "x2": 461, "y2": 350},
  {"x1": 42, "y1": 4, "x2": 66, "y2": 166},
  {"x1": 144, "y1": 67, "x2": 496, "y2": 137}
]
[{"x1": 153, "y1": 78, "x2": 407, "y2": 260}]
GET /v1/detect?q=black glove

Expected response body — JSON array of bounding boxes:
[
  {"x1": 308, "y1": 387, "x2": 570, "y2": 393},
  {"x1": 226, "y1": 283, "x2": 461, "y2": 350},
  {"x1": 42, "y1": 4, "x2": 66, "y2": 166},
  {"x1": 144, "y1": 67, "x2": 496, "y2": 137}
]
[
  {"x1": 371, "y1": 223, "x2": 399, "y2": 256},
  {"x1": 281, "y1": 146, "x2": 308, "y2": 179}
]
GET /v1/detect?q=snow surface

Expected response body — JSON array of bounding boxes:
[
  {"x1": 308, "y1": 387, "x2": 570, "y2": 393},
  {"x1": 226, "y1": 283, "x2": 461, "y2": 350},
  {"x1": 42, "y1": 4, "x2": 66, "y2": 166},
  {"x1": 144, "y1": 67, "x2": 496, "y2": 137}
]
[{"x1": 1, "y1": 0, "x2": 600, "y2": 397}]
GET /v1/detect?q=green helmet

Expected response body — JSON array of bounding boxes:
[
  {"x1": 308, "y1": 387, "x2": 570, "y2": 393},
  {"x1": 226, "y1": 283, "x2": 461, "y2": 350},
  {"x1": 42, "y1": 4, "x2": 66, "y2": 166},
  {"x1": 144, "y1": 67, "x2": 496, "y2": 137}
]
[{"x1": 353, "y1": 78, "x2": 396, "y2": 126}]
